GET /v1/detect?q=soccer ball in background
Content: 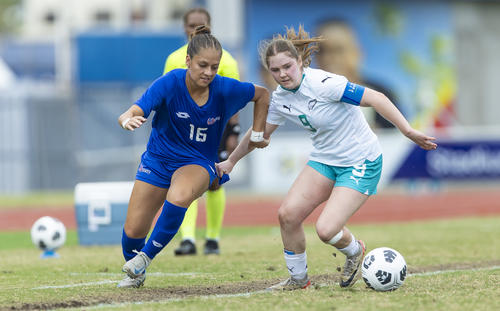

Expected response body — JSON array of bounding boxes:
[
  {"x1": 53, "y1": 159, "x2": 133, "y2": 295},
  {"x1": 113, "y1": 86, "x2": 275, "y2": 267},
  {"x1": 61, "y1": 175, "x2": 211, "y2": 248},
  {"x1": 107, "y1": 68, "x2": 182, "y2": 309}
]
[
  {"x1": 30, "y1": 216, "x2": 67, "y2": 253},
  {"x1": 361, "y1": 247, "x2": 407, "y2": 291}
]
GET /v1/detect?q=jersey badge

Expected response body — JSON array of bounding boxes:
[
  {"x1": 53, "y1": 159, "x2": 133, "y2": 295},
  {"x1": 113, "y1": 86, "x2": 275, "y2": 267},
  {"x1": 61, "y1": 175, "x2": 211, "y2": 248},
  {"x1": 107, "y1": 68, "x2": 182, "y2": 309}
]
[
  {"x1": 207, "y1": 116, "x2": 221, "y2": 125},
  {"x1": 308, "y1": 99, "x2": 317, "y2": 111},
  {"x1": 282, "y1": 104, "x2": 291, "y2": 112}
]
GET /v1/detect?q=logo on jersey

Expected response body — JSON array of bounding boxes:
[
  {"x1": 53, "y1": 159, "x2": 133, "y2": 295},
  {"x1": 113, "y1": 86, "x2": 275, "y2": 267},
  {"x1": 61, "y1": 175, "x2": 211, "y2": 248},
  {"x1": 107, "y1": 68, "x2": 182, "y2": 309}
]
[
  {"x1": 176, "y1": 112, "x2": 190, "y2": 119},
  {"x1": 138, "y1": 163, "x2": 151, "y2": 174},
  {"x1": 321, "y1": 76, "x2": 332, "y2": 83},
  {"x1": 308, "y1": 99, "x2": 317, "y2": 111},
  {"x1": 282, "y1": 104, "x2": 291, "y2": 112},
  {"x1": 207, "y1": 116, "x2": 221, "y2": 125}
]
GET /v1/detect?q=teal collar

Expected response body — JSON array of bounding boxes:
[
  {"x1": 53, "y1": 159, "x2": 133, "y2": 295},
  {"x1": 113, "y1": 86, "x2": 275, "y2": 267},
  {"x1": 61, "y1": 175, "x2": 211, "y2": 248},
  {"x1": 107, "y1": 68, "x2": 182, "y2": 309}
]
[{"x1": 282, "y1": 73, "x2": 305, "y2": 93}]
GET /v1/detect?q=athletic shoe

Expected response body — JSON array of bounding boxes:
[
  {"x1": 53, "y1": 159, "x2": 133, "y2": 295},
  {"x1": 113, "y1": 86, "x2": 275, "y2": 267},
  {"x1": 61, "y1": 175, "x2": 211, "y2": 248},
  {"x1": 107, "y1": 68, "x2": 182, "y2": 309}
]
[
  {"x1": 204, "y1": 239, "x2": 220, "y2": 255},
  {"x1": 339, "y1": 240, "x2": 366, "y2": 288},
  {"x1": 122, "y1": 251, "x2": 151, "y2": 278},
  {"x1": 117, "y1": 273, "x2": 146, "y2": 288},
  {"x1": 267, "y1": 275, "x2": 311, "y2": 291},
  {"x1": 174, "y1": 240, "x2": 197, "y2": 256}
]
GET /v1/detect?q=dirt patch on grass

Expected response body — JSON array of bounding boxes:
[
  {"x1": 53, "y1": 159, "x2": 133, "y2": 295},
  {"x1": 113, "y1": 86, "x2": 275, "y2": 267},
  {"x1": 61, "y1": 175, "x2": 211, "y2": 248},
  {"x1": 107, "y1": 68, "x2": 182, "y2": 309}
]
[{"x1": 7, "y1": 260, "x2": 500, "y2": 310}]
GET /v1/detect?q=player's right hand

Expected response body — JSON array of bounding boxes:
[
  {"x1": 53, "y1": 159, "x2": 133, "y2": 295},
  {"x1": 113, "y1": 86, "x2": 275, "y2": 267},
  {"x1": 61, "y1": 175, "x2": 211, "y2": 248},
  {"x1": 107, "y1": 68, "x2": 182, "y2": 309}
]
[{"x1": 122, "y1": 116, "x2": 147, "y2": 131}]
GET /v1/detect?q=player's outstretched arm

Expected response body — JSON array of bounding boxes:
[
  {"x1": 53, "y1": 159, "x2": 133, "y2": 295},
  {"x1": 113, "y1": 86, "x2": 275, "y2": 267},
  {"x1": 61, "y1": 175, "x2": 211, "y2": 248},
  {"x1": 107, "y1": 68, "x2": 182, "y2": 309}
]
[
  {"x1": 248, "y1": 85, "x2": 270, "y2": 149},
  {"x1": 360, "y1": 88, "x2": 437, "y2": 150},
  {"x1": 118, "y1": 104, "x2": 147, "y2": 131},
  {"x1": 216, "y1": 122, "x2": 278, "y2": 176}
]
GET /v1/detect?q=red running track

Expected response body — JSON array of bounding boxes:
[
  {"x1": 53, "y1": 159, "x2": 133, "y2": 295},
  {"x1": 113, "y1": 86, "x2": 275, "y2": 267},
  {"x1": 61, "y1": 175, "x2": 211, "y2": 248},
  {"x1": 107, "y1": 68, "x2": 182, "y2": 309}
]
[{"x1": 1, "y1": 190, "x2": 499, "y2": 231}]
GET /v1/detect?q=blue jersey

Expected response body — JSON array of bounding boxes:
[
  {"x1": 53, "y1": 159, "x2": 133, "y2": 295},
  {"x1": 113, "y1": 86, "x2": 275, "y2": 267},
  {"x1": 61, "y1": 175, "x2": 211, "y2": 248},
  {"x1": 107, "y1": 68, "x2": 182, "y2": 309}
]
[{"x1": 135, "y1": 69, "x2": 255, "y2": 163}]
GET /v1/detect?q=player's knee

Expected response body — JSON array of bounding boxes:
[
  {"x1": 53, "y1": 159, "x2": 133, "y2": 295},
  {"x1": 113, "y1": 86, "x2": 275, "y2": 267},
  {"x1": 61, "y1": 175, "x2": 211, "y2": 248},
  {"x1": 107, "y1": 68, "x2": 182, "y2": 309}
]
[
  {"x1": 124, "y1": 223, "x2": 148, "y2": 239},
  {"x1": 278, "y1": 205, "x2": 301, "y2": 228},
  {"x1": 167, "y1": 188, "x2": 194, "y2": 207},
  {"x1": 315, "y1": 220, "x2": 343, "y2": 243}
]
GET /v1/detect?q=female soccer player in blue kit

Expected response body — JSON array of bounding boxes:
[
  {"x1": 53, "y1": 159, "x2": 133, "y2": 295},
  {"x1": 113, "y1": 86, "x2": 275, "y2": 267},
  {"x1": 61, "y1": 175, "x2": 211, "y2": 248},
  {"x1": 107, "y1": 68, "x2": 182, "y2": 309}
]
[
  {"x1": 116, "y1": 25, "x2": 269, "y2": 288},
  {"x1": 217, "y1": 26, "x2": 437, "y2": 290}
]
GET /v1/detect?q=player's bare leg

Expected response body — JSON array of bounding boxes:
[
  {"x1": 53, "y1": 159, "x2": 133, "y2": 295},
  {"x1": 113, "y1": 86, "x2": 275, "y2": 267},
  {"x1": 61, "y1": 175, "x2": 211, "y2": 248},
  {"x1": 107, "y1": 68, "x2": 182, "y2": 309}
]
[
  {"x1": 122, "y1": 165, "x2": 210, "y2": 286},
  {"x1": 269, "y1": 166, "x2": 333, "y2": 290},
  {"x1": 316, "y1": 186, "x2": 369, "y2": 287},
  {"x1": 118, "y1": 181, "x2": 168, "y2": 288}
]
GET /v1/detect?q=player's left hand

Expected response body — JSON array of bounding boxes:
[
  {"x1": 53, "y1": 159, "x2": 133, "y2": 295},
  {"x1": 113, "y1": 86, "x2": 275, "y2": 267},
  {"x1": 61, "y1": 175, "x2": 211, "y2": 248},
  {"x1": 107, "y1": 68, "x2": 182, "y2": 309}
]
[
  {"x1": 216, "y1": 160, "x2": 235, "y2": 177},
  {"x1": 406, "y1": 128, "x2": 437, "y2": 150}
]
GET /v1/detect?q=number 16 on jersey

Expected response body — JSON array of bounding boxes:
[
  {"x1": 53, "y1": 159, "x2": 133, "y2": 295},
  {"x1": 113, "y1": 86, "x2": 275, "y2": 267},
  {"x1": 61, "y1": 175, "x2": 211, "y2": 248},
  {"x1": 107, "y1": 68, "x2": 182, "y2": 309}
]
[{"x1": 189, "y1": 124, "x2": 208, "y2": 142}]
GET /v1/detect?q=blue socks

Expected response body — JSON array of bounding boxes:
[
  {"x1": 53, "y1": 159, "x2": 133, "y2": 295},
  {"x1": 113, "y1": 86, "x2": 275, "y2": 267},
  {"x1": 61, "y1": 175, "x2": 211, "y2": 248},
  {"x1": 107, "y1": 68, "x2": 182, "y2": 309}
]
[
  {"x1": 142, "y1": 200, "x2": 187, "y2": 259},
  {"x1": 121, "y1": 229, "x2": 146, "y2": 261}
]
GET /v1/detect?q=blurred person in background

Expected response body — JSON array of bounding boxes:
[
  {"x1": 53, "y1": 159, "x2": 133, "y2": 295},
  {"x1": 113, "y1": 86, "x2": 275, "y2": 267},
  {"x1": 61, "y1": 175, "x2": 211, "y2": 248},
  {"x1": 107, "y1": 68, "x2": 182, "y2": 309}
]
[
  {"x1": 164, "y1": 8, "x2": 241, "y2": 256},
  {"x1": 217, "y1": 26, "x2": 437, "y2": 290},
  {"x1": 116, "y1": 25, "x2": 269, "y2": 288},
  {"x1": 315, "y1": 18, "x2": 396, "y2": 129}
]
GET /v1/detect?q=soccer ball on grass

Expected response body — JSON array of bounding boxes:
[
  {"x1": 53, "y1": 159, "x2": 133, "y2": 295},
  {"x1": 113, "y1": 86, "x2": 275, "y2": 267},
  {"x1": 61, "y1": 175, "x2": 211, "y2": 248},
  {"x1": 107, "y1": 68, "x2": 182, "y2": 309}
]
[
  {"x1": 30, "y1": 216, "x2": 66, "y2": 255},
  {"x1": 361, "y1": 247, "x2": 407, "y2": 291}
]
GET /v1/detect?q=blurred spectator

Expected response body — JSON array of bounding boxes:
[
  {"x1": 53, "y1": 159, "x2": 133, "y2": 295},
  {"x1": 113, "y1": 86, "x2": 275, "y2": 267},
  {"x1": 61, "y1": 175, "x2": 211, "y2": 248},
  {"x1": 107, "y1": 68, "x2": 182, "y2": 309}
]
[{"x1": 315, "y1": 19, "x2": 396, "y2": 129}]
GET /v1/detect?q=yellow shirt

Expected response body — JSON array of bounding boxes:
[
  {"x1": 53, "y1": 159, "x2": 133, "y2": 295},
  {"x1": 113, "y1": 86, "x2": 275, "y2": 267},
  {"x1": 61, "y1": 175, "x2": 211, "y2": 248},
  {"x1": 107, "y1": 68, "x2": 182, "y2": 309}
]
[{"x1": 163, "y1": 44, "x2": 240, "y2": 80}]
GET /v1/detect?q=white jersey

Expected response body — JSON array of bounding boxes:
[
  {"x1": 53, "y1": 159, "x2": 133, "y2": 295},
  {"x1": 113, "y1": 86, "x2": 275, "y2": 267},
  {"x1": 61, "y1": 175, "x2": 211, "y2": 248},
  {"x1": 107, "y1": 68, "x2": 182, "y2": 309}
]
[{"x1": 267, "y1": 67, "x2": 382, "y2": 167}]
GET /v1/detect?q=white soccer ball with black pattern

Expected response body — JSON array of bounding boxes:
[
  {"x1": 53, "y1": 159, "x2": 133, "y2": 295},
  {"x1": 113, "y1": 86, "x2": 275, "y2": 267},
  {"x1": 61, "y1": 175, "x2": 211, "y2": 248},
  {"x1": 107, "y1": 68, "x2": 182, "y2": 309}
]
[
  {"x1": 30, "y1": 216, "x2": 67, "y2": 251},
  {"x1": 361, "y1": 247, "x2": 407, "y2": 291}
]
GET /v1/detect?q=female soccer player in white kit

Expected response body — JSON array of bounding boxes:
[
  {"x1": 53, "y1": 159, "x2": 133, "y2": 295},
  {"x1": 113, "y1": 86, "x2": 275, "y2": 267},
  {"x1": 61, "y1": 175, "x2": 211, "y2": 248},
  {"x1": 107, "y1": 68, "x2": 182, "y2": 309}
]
[{"x1": 217, "y1": 26, "x2": 437, "y2": 290}]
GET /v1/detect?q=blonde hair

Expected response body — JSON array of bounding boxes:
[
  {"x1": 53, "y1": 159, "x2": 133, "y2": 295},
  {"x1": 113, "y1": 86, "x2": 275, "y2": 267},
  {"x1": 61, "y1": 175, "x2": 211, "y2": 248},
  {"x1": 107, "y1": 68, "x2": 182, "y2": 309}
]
[{"x1": 259, "y1": 25, "x2": 324, "y2": 69}]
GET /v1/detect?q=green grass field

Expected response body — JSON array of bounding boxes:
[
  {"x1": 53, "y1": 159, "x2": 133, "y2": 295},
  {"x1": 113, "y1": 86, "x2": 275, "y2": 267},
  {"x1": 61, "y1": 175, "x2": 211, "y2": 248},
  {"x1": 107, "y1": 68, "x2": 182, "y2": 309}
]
[
  {"x1": 1, "y1": 217, "x2": 499, "y2": 311},
  {"x1": 0, "y1": 192, "x2": 73, "y2": 210}
]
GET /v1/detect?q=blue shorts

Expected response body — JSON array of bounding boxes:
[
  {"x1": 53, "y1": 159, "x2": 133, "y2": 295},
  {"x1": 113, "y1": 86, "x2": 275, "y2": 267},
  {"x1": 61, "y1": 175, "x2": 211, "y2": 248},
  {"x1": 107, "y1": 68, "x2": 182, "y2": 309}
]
[
  {"x1": 135, "y1": 151, "x2": 218, "y2": 189},
  {"x1": 307, "y1": 155, "x2": 383, "y2": 195}
]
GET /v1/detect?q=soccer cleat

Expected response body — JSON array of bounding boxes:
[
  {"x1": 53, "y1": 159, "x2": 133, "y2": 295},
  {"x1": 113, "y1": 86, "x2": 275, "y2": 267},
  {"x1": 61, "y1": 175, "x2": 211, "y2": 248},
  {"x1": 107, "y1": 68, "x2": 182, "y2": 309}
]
[
  {"x1": 204, "y1": 239, "x2": 220, "y2": 255},
  {"x1": 174, "y1": 240, "x2": 197, "y2": 256},
  {"x1": 267, "y1": 275, "x2": 311, "y2": 291},
  {"x1": 117, "y1": 273, "x2": 146, "y2": 288},
  {"x1": 122, "y1": 251, "x2": 151, "y2": 278},
  {"x1": 339, "y1": 240, "x2": 366, "y2": 288}
]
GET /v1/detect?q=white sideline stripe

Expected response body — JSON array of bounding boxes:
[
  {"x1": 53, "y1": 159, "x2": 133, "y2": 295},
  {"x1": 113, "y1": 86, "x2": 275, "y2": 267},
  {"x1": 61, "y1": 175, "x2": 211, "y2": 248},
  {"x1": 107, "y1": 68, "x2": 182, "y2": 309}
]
[
  {"x1": 69, "y1": 272, "x2": 208, "y2": 277},
  {"x1": 33, "y1": 265, "x2": 500, "y2": 300},
  {"x1": 408, "y1": 265, "x2": 500, "y2": 277},
  {"x1": 32, "y1": 272, "x2": 210, "y2": 290},
  {"x1": 33, "y1": 280, "x2": 117, "y2": 289}
]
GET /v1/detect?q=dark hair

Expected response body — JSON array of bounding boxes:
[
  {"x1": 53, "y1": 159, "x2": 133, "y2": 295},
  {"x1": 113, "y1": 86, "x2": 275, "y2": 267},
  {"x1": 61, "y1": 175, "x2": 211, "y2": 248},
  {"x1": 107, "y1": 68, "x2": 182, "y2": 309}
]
[
  {"x1": 259, "y1": 25, "x2": 323, "y2": 69},
  {"x1": 183, "y1": 7, "x2": 211, "y2": 26},
  {"x1": 187, "y1": 25, "x2": 222, "y2": 58}
]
